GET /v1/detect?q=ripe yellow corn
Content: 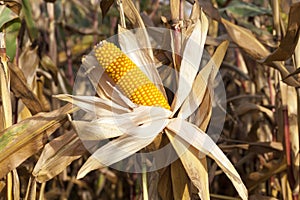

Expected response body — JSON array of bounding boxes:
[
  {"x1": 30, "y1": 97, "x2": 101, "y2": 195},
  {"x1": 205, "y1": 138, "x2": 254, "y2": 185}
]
[{"x1": 94, "y1": 41, "x2": 170, "y2": 110}]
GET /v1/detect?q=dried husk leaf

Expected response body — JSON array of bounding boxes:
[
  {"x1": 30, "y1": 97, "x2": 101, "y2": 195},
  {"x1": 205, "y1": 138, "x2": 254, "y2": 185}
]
[
  {"x1": 170, "y1": 0, "x2": 180, "y2": 20},
  {"x1": 189, "y1": 0, "x2": 200, "y2": 21},
  {"x1": 33, "y1": 130, "x2": 86, "y2": 182},
  {"x1": 178, "y1": 40, "x2": 229, "y2": 119},
  {"x1": 193, "y1": 88, "x2": 212, "y2": 130},
  {"x1": 166, "y1": 118, "x2": 248, "y2": 200},
  {"x1": 54, "y1": 94, "x2": 131, "y2": 115},
  {"x1": 171, "y1": 14, "x2": 209, "y2": 114},
  {"x1": 0, "y1": 104, "x2": 73, "y2": 179},
  {"x1": 77, "y1": 118, "x2": 169, "y2": 179},
  {"x1": 72, "y1": 120, "x2": 124, "y2": 141},
  {"x1": 80, "y1": 53, "x2": 135, "y2": 109},
  {"x1": 165, "y1": 129, "x2": 210, "y2": 200},
  {"x1": 122, "y1": 0, "x2": 154, "y2": 59},
  {"x1": 118, "y1": 26, "x2": 166, "y2": 97}
]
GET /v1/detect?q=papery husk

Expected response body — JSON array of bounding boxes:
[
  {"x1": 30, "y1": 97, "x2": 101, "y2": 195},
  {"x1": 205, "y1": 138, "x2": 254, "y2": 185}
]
[{"x1": 166, "y1": 118, "x2": 248, "y2": 200}]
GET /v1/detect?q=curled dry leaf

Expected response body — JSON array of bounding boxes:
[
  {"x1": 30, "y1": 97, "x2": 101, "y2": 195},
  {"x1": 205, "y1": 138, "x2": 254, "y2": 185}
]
[
  {"x1": 18, "y1": 44, "x2": 39, "y2": 86},
  {"x1": 221, "y1": 18, "x2": 269, "y2": 60},
  {"x1": 33, "y1": 130, "x2": 86, "y2": 183},
  {"x1": 9, "y1": 63, "x2": 44, "y2": 115},
  {"x1": 236, "y1": 102, "x2": 274, "y2": 123},
  {"x1": 259, "y1": 2, "x2": 300, "y2": 63}
]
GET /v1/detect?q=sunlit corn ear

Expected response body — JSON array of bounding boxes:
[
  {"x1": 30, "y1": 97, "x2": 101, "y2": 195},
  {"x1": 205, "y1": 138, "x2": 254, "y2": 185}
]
[{"x1": 94, "y1": 41, "x2": 170, "y2": 110}]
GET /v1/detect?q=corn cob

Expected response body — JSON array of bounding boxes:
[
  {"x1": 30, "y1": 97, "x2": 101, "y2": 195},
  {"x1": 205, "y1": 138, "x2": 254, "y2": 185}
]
[{"x1": 94, "y1": 41, "x2": 170, "y2": 110}]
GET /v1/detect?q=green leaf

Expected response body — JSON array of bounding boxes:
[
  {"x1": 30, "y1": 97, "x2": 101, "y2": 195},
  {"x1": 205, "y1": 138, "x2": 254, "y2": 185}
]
[
  {"x1": 219, "y1": 0, "x2": 271, "y2": 18},
  {"x1": 22, "y1": 0, "x2": 38, "y2": 41},
  {"x1": 5, "y1": 18, "x2": 21, "y2": 60},
  {"x1": 0, "y1": 5, "x2": 19, "y2": 29}
]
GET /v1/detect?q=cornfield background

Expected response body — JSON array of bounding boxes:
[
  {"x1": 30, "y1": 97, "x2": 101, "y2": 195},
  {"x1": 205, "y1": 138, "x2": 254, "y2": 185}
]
[{"x1": 0, "y1": 0, "x2": 299, "y2": 199}]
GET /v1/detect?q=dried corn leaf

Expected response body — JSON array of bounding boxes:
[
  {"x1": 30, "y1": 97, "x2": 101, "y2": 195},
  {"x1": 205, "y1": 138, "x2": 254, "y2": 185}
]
[
  {"x1": 166, "y1": 118, "x2": 248, "y2": 200},
  {"x1": 24, "y1": 176, "x2": 36, "y2": 200},
  {"x1": 198, "y1": 0, "x2": 221, "y2": 21},
  {"x1": 33, "y1": 130, "x2": 86, "y2": 182},
  {"x1": 172, "y1": 15, "x2": 209, "y2": 114},
  {"x1": 247, "y1": 160, "x2": 286, "y2": 191},
  {"x1": 9, "y1": 63, "x2": 44, "y2": 115},
  {"x1": 285, "y1": 67, "x2": 300, "y2": 78},
  {"x1": 249, "y1": 194, "x2": 279, "y2": 200},
  {"x1": 295, "y1": 33, "x2": 300, "y2": 68},
  {"x1": 222, "y1": 18, "x2": 300, "y2": 87},
  {"x1": 18, "y1": 45, "x2": 39, "y2": 86},
  {"x1": 158, "y1": 165, "x2": 173, "y2": 200},
  {"x1": 260, "y1": 2, "x2": 300, "y2": 63},
  {"x1": 236, "y1": 103, "x2": 274, "y2": 122},
  {"x1": 0, "y1": 48, "x2": 12, "y2": 128},
  {"x1": 221, "y1": 18, "x2": 269, "y2": 60},
  {"x1": 178, "y1": 40, "x2": 229, "y2": 119},
  {"x1": 0, "y1": 104, "x2": 73, "y2": 179},
  {"x1": 165, "y1": 129, "x2": 210, "y2": 200}
]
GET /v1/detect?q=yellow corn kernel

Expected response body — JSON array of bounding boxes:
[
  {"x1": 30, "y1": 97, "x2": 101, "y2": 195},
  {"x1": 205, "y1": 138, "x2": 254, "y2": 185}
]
[{"x1": 94, "y1": 41, "x2": 170, "y2": 110}]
